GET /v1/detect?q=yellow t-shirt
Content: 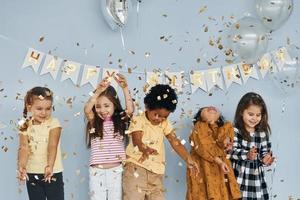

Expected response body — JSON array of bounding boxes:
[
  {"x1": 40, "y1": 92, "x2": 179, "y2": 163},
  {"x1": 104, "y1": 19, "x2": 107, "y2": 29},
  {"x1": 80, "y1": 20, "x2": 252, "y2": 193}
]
[
  {"x1": 20, "y1": 117, "x2": 63, "y2": 174},
  {"x1": 125, "y1": 112, "x2": 174, "y2": 174}
]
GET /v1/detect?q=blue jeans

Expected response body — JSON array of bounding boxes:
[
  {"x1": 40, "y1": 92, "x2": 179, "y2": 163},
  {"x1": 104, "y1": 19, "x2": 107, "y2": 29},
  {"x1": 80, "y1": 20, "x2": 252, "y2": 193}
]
[{"x1": 26, "y1": 172, "x2": 64, "y2": 200}]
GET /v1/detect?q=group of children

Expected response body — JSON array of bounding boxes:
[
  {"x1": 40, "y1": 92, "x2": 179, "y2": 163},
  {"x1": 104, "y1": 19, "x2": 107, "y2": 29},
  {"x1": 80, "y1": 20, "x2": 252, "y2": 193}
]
[{"x1": 17, "y1": 73, "x2": 275, "y2": 200}]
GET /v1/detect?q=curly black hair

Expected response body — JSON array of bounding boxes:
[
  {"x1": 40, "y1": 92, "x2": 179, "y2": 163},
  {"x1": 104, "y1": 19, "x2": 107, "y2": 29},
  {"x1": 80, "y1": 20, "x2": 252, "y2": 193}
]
[{"x1": 144, "y1": 84, "x2": 178, "y2": 112}]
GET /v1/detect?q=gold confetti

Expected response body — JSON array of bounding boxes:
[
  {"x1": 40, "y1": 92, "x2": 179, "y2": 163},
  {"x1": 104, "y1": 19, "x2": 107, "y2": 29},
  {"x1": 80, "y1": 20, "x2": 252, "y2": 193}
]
[{"x1": 198, "y1": 5, "x2": 207, "y2": 14}]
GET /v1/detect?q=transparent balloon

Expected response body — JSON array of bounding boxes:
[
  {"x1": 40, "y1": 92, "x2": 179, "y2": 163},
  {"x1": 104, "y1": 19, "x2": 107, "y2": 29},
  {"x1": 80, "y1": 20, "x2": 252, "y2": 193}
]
[
  {"x1": 255, "y1": 0, "x2": 293, "y2": 31},
  {"x1": 229, "y1": 16, "x2": 269, "y2": 64},
  {"x1": 270, "y1": 45, "x2": 300, "y2": 95},
  {"x1": 101, "y1": 0, "x2": 132, "y2": 31}
]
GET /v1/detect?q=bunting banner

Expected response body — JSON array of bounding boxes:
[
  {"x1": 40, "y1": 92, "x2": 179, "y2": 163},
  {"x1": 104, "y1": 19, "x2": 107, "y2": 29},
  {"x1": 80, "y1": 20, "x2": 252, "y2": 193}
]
[
  {"x1": 190, "y1": 70, "x2": 207, "y2": 93},
  {"x1": 61, "y1": 60, "x2": 81, "y2": 84},
  {"x1": 238, "y1": 63, "x2": 259, "y2": 84},
  {"x1": 22, "y1": 48, "x2": 45, "y2": 73},
  {"x1": 20, "y1": 47, "x2": 299, "y2": 94},
  {"x1": 102, "y1": 68, "x2": 119, "y2": 89},
  {"x1": 80, "y1": 65, "x2": 100, "y2": 88},
  {"x1": 165, "y1": 71, "x2": 184, "y2": 92},
  {"x1": 145, "y1": 71, "x2": 163, "y2": 92},
  {"x1": 271, "y1": 47, "x2": 292, "y2": 71},
  {"x1": 257, "y1": 53, "x2": 274, "y2": 78},
  {"x1": 204, "y1": 68, "x2": 224, "y2": 91},
  {"x1": 222, "y1": 64, "x2": 242, "y2": 89},
  {"x1": 40, "y1": 54, "x2": 62, "y2": 80}
]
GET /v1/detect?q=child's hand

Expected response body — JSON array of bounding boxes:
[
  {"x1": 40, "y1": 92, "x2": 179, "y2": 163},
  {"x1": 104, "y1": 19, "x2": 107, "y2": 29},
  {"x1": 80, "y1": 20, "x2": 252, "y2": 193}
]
[
  {"x1": 96, "y1": 79, "x2": 110, "y2": 92},
  {"x1": 17, "y1": 167, "x2": 28, "y2": 183},
  {"x1": 138, "y1": 145, "x2": 158, "y2": 163},
  {"x1": 44, "y1": 165, "x2": 54, "y2": 183},
  {"x1": 262, "y1": 152, "x2": 275, "y2": 166},
  {"x1": 187, "y1": 156, "x2": 199, "y2": 176},
  {"x1": 219, "y1": 162, "x2": 229, "y2": 174},
  {"x1": 247, "y1": 146, "x2": 258, "y2": 160},
  {"x1": 224, "y1": 137, "x2": 233, "y2": 151},
  {"x1": 114, "y1": 73, "x2": 128, "y2": 89}
]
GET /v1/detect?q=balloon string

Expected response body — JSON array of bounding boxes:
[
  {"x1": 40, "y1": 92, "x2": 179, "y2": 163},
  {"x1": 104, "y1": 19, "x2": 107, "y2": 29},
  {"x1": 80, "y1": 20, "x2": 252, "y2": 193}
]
[
  {"x1": 136, "y1": 2, "x2": 140, "y2": 29},
  {"x1": 120, "y1": 27, "x2": 125, "y2": 50}
]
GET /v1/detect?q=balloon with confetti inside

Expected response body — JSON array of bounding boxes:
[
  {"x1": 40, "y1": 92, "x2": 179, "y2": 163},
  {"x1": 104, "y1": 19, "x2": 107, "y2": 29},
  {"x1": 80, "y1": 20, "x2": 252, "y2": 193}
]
[
  {"x1": 229, "y1": 16, "x2": 269, "y2": 64},
  {"x1": 255, "y1": 0, "x2": 293, "y2": 31}
]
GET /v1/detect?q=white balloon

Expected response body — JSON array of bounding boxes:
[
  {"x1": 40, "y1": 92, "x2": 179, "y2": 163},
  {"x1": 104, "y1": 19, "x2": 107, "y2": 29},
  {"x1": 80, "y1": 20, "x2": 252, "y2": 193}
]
[
  {"x1": 101, "y1": 0, "x2": 131, "y2": 31},
  {"x1": 255, "y1": 0, "x2": 293, "y2": 31},
  {"x1": 229, "y1": 16, "x2": 269, "y2": 64}
]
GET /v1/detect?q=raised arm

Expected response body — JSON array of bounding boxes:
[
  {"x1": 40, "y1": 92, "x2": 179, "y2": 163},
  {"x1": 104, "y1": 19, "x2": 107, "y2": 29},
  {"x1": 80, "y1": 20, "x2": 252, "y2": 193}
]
[{"x1": 114, "y1": 73, "x2": 134, "y2": 116}]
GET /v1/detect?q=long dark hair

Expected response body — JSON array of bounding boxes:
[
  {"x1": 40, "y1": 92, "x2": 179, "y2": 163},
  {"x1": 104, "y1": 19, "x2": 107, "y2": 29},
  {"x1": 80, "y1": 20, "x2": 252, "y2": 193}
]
[
  {"x1": 86, "y1": 86, "x2": 129, "y2": 147},
  {"x1": 234, "y1": 92, "x2": 271, "y2": 141},
  {"x1": 193, "y1": 107, "x2": 225, "y2": 127},
  {"x1": 19, "y1": 87, "x2": 53, "y2": 132}
]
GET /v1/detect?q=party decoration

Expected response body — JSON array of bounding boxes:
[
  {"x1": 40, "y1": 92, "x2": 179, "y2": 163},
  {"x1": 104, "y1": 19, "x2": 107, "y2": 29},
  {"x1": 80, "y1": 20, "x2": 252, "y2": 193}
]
[
  {"x1": 40, "y1": 55, "x2": 62, "y2": 79},
  {"x1": 255, "y1": 0, "x2": 293, "y2": 31},
  {"x1": 238, "y1": 63, "x2": 259, "y2": 84},
  {"x1": 101, "y1": 0, "x2": 131, "y2": 30},
  {"x1": 21, "y1": 47, "x2": 298, "y2": 94},
  {"x1": 271, "y1": 44, "x2": 300, "y2": 94},
  {"x1": 165, "y1": 71, "x2": 184, "y2": 92},
  {"x1": 61, "y1": 60, "x2": 81, "y2": 84},
  {"x1": 204, "y1": 68, "x2": 224, "y2": 91},
  {"x1": 190, "y1": 71, "x2": 207, "y2": 93},
  {"x1": 229, "y1": 16, "x2": 268, "y2": 64},
  {"x1": 222, "y1": 64, "x2": 242, "y2": 89},
  {"x1": 80, "y1": 65, "x2": 100, "y2": 88},
  {"x1": 22, "y1": 48, "x2": 45, "y2": 73}
]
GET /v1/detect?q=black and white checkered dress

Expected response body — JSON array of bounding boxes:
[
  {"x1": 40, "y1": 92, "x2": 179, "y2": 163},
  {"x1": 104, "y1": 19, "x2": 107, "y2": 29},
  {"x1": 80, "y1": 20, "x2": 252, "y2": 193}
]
[{"x1": 230, "y1": 128, "x2": 271, "y2": 200}]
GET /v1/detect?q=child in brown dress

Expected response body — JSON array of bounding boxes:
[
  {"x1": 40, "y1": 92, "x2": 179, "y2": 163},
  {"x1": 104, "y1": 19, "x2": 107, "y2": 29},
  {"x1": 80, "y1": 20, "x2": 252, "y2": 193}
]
[{"x1": 186, "y1": 106, "x2": 241, "y2": 200}]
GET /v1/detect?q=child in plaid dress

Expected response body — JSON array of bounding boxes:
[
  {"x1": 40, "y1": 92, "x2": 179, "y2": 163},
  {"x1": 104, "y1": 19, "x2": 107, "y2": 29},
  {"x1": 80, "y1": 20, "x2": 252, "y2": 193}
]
[{"x1": 230, "y1": 92, "x2": 275, "y2": 200}]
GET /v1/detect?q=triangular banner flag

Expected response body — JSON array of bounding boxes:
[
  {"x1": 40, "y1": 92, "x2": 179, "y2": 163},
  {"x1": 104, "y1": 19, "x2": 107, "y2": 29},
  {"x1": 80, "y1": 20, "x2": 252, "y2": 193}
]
[
  {"x1": 222, "y1": 64, "x2": 242, "y2": 89},
  {"x1": 80, "y1": 65, "x2": 100, "y2": 88},
  {"x1": 61, "y1": 60, "x2": 81, "y2": 85},
  {"x1": 165, "y1": 71, "x2": 184, "y2": 92},
  {"x1": 257, "y1": 53, "x2": 274, "y2": 78},
  {"x1": 22, "y1": 48, "x2": 44, "y2": 73},
  {"x1": 40, "y1": 54, "x2": 62, "y2": 79},
  {"x1": 238, "y1": 63, "x2": 259, "y2": 84},
  {"x1": 204, "y1": 68, "x2": 224, "y2": 91},
  {"x1": 190, "y1": 70, "x2": 207, "y2": 93}
]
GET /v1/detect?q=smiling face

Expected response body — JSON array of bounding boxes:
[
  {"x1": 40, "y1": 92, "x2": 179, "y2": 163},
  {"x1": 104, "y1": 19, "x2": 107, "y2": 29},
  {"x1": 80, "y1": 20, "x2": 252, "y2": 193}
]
[
  {"x1": 200, "y1": 106, "x2": 220, "y2": 124},
  {"x1": 95, "y1": 95, "x2": 115, "y2": 120},
  {"x1": 242, "y1": 104, "x2": 262, "y2": 132},
  {"x1": 28, "y1": 98, "x2": 53, "y2": 124},
  {"x1": 145, "y1": 108, "x2": 171, "y2": 125}
]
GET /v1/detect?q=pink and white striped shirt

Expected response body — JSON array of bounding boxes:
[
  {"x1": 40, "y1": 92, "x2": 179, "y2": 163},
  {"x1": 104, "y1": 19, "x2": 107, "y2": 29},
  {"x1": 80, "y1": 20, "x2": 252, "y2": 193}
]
[{"x1": 89, "y1": 119, "x2": 126, "y2": 166}]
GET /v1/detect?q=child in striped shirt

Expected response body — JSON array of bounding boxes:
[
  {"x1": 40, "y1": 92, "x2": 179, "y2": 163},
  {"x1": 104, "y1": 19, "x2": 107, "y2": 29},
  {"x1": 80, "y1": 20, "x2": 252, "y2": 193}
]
[{"x1": 84, "y1": 74, "x2": 134, "y2": 200}]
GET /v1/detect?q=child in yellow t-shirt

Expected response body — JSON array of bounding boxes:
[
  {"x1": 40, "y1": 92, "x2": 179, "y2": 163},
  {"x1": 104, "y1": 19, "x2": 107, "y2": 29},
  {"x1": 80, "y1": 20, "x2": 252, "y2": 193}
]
[
  {"x1": 17, "y1": 87, "x2": 64, "y2": 200},
  {"x1": 123, "y1": 84, "x2": 198, "y2": 200}
]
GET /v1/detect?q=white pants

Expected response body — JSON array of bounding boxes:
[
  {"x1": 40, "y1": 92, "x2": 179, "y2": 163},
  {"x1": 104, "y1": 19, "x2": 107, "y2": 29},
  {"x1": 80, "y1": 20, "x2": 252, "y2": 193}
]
[{"x1": 89, "y1": 165, "x2": 123, "y2": 200}]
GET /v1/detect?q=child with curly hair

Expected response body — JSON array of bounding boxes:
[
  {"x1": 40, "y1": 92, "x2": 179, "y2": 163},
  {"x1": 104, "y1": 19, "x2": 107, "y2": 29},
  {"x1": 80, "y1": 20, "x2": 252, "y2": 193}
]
[{"x1": 123, "y1": 84, "x2": 198, "y2": 200}]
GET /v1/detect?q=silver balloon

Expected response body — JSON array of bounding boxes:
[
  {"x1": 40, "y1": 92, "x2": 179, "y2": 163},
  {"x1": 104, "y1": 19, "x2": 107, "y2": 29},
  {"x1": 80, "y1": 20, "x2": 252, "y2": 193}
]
[
  {"x1": 229, "y1": 16, "x2": 269, "y2": 64},
  {"x1": 101, "y1": 0, "x2": 131, "y2": 30},
  {"x1": 255, "y1": 0, "x2": 293, "y2": 31}
]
